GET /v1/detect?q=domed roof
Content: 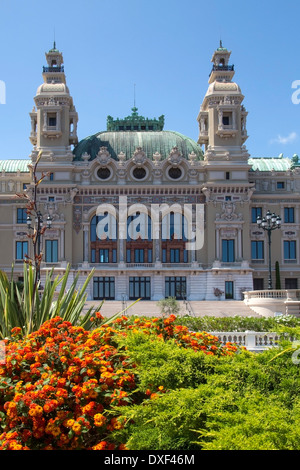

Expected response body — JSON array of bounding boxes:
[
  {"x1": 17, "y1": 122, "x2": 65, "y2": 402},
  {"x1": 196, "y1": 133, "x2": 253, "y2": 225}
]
[
  {"x1": 206, "y1": 81, "x2": 241, "y2": 96},
  {"x1": 73, "y1": 130, "x2": 203, "y2": 162},
  {"x1": 36, "y1": 82, "x2": 69, "y2": 95}
]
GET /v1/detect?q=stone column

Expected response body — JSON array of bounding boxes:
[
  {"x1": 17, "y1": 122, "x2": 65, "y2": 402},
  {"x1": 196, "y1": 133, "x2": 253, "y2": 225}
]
[
  {"x1": 56, "y1": 111, "x2": 61, "y2": 131},
  {"x1": 43, "y1": 111, "x2": 47, "y2": 131},
  {"x1": 216, "y1": 228, "x2": 220, "y2": 259},
  {"x1": 83, "y1": 224, "x2": 89, "y2": 263},
  {"x1": 218, "y1": 110, "x2": 223, "y2": 128},
  {"x1": 118, "y1": 230, "x2": 126, "y2": 267},
  {"x1": 60, "y1": 227, "x2": 65, "y2": 260},
  {"x1": 237, "y1": 228, "x2": 242, "y2": 260},
  {"x1": 232, "y1": 110, "x2": 236, "y2": 129}
]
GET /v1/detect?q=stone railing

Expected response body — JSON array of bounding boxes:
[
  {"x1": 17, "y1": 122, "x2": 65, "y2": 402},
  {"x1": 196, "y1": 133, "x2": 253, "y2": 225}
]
[
  {"x1": 243, "y1": 290, "x2": 300, "y2": 317},
  {"x1": 244, "y1": 290, "x2": 300, "y2": 301},
  {"x1": 210, "y1": 331, "x2": 285, "y2": 352}
]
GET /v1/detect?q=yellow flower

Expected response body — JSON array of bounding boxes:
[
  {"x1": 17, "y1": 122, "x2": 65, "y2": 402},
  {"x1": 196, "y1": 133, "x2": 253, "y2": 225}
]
[{"x1": 65, "y1": 419, "x2": 75, "y2": 428}]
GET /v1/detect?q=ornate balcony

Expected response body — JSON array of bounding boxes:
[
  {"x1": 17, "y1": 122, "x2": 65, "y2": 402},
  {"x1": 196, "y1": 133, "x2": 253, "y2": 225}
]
[
  {"x1": 210, "y1": 64, "x2": 234, "y2": 76},
  {"x1": 43, "y1": 66, "x2": 64, "y2": 73}
]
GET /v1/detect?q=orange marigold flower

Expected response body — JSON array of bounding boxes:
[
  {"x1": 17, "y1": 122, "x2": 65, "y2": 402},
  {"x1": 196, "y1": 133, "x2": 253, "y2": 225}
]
[
  {"x1": 92, "y1": 441, "x2": 107, "y2": 450},
  {"x1": 94, "y1": 413, "x2": 107, "y2": 427},
  {"x1": 150, "y1": 393, "x2": 158, "y2": 400},
  {"x1": 64, "y1": 419, "x2": 75, "y2": 428},
  {"x1": 118, "y1": 443, "x2": 128, "y2": 450},
  {"x1": 72, "y1": 422, "x2": 81, "y2": 435},
  {"x1": 56, "y1": 388, "x2": 68, "y2": 398}
]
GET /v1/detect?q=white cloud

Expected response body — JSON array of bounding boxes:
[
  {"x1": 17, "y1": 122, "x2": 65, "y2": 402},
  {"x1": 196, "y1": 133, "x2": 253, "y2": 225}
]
[{"x1": 270, "y1": 132, "x2": 297, "y2": 145}]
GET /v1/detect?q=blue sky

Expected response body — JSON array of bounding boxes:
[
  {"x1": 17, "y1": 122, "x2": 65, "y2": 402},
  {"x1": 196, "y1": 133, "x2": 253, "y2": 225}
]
[{"x1": 0, "y1": 0, "x2": 300, "y2": 160}]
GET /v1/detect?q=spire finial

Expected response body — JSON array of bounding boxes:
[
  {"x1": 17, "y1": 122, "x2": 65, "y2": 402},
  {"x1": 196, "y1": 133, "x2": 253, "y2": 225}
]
[
  {"x1": 134, "y1": 83, "x2": 136, "y2": 108},
  {"x1": 220, "y1": 39, "x2": 223, "y2": 48}
]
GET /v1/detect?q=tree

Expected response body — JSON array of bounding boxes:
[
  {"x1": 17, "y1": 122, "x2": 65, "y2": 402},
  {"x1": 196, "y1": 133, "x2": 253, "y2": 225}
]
[
  {"x1": 157, "y1": 297, "x2": 181, "y2": 316},
  {"x1": 275, "y1": 261, "x2": 281, "y2": 289}
]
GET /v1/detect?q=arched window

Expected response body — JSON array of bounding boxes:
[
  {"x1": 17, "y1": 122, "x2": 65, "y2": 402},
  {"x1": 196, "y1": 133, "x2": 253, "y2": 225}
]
[
  {"x1": 161, "y1": 212, "x2": 189, "y2": 264},
  {"x1": 90, "y1": 213, "x2": 118, "y2": 264},
  {"x1": 162, "y1": 212, "x2": 187, "y2": 241},
  {"x1": 126, "y1": 212, "x2": 153, "y2": 264},
  {"x1": 127, "y1": 212, "x2": 152, "y2": 241},
  {"x1": 90, "y1": 213, "x2": 117, "y2": 242}
]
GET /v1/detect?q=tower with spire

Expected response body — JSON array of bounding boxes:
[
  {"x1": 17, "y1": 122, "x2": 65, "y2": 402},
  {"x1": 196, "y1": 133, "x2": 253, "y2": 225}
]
[
  {"x1": 197, "y1": 42, "x2": 249, "y2": 180},
  {"x1": 29, "y1": 43, "x2": 78, "y2": 162}
]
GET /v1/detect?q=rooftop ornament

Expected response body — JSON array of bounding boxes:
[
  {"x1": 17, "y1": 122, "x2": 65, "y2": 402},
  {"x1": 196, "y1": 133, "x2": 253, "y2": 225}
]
[{"x1": 106, "y1": 108, "x2": 165, "y2": 132}]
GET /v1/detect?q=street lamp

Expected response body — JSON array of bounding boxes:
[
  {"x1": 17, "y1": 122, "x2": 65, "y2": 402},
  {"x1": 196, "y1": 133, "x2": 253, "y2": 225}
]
[
  {"x1": 256, "y1": 211, "x2": 281, "y2": 290},
  {"x1": 26, "y1": 212, "x2": 52, "y2": 282}
]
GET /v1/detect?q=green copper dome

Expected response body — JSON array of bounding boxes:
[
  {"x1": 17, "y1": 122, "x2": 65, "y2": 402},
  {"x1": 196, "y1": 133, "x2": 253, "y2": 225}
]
[
  {"x1": 73, "y1": 130, "x2": 203, "y2": 162},
  {"x1": 73, "y1": 107, "x2": 203, "y2": 162}
]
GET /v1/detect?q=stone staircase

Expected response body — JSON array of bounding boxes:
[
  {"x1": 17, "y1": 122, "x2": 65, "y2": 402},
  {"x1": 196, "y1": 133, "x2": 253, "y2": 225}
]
[{"x1": 83, "y1": 300, "x2": 260, "y2": 318}]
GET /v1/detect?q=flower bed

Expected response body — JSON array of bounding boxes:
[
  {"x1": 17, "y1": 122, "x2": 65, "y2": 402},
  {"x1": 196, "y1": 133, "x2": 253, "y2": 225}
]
[{"x1": 0, "y1": 314, "x2": 238, "y2": 450}]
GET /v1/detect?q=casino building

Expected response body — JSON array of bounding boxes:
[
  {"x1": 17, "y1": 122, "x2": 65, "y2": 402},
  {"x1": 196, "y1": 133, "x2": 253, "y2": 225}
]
[{"x1": 0, "y1": 42, "x2": 300, "y2": 302}]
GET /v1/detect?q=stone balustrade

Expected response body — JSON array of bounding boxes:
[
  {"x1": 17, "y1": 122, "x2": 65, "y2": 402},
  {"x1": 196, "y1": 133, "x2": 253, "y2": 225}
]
[
  {"x1": 243, "y1": 290, "x2": 300, "y2": 317},
  {"x1": 211, "y1": 331, "x2": 286, "y2": 352},
  {"x1": 244, "y1": 290, "x2": 300, "y2": 301}
]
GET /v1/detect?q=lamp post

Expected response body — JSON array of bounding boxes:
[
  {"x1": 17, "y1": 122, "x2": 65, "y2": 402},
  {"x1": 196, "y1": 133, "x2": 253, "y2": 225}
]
[
  {"x1": 256, "y1": 210, "x2": 281, "y2": 290},
  {"x1": 27, "y1": 212, "x2": 52, "y2": 283}
]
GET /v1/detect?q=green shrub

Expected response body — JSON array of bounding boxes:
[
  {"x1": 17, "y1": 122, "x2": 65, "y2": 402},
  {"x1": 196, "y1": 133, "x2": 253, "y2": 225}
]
[
  {"x1": 176, "y1": 314, "x2": 300, "y2": 332},
  {"x1": 114, "y1": 327, "x2": 300, "y2": 450}
]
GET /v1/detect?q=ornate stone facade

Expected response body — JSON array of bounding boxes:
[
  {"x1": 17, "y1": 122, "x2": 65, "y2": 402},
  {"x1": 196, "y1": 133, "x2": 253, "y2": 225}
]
[{"x1": 0, "y1": 42, "x2": 300, "y2": 301}]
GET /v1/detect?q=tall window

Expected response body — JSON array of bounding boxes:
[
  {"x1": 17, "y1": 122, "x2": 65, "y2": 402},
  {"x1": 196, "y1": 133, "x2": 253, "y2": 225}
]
[
  {"x1": 93, "y1": 277, "x2": 115, "y2": 300},
  {"x1": 285, "y1": 278, "x2": 297, "y2": 289},
  {"x1": 251, "y1": 207, "x2": 262, "y2": 223},
  {"x1": 251, "y1": 241, "x2": 264, "y2": 261},
  {"x1": 90, "y1": 213, "x2": 117, "y2": 242},
  {"x1": 225, "y1": 281, "x2": 234, "y2": 299},
  {"x1": 161, "y1": 212, "x2": 188, "y2": 263},
  {"x1": 253, "y1": 278, "x2": 264, "y2": 290},
  {"x1": 99, "y1": 249, "x2": 109, "y2": 263},
  {"x1": 284, "y1": 240, "x2": 296, "y2": 261},
  {"x1": 126, "y1": 213, "x2": 152, "y2": 263},
  {"x1": 17, "y1": 208, "x2": 27, "y2": 224},
  {"x1": 165, "y1": 277, "x2": 186, "y2": 300},
  {"x1": 16, "y1": 241, "x2": 28, "y2": 260},
  {"x1": 45, "y1": 240, "x2": 58, "y2": 263},
  {"x1": 90, "y1": 213, "x2": 118, "y2": 263},
  {"x1": 222, "y1": 239, "x2": 235, "y2": 262},
  {"x1": 129, "y1": 277, "x2": 151, "y2": 300},
  {"x1": 127, "y1": 213, "x2": 151, "y2": 241},
  {"x1": 162, "y1": 212, "x2": 187, "y2": 241},
  {"x1": 284, "y1": 207, "x2": 295, "y2": 223},
  {"x1": 134, "y1": 249, "x2": 144, "y2": 263},
  {"x1": 170, "y1": 249, "x2": 180, "y2": 263},
  {"x1": 48, "y1": 114, "x2": 57, "y2": 127}
]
